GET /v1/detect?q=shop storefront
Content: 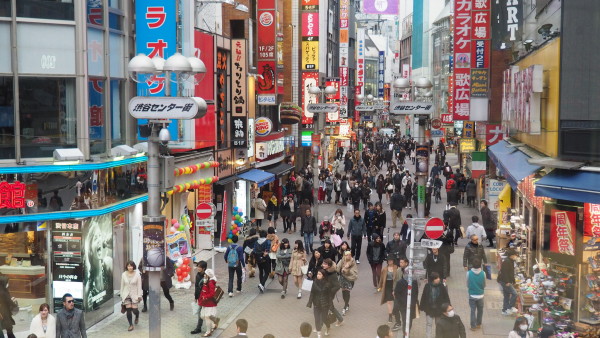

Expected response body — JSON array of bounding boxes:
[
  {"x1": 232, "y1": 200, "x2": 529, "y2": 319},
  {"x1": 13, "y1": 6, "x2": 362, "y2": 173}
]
[{"x1": 0, "y1": 157, "x2": 148, "y2": 332}]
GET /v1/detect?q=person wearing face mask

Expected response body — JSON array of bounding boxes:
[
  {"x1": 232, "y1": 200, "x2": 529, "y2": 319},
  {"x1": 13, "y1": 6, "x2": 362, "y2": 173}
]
[
  {"x1": 507, "y1": 316, "x2": 533, "y2": 338},
  {"x1": 331, "y1": 208, "x2": 346, "y2": 238},
  {"x1": 435, "y1": 303, "x2": 466, "y2": 338},
  {"x1": 420, "y1": 272, "x2": 451, "y2": 338},
  {"x1": 350, "y1": 182, "x2": 362, "y2": 211}
]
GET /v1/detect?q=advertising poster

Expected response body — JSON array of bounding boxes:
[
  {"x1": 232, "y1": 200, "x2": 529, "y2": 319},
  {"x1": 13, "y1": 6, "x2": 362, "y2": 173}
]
[
  {"x1": 166, "y1": 231, "x2": 190, "y2": 261},
  {"x1": 362, "y1": 0, "x2": 399, "y2": 15},
  {"x1": 549, "y1": 209, "x2": 576, "y2": 256},
  {"x1": 257, "y1": 0, "x2": 277, "y2": 102},
  {"x1": 584, "y1": 203, "x2": 600, "y2": 250},
  {"x1": 486, "y1": 179, "x2": 507, "y2": 211},
  {"x1": 193, "y1": 31, "x2": 217, "y2": 149},
  {"x1": 83, "y1": 214, "x2": 113, "y2": 311},
  {"x1": 301, "y1": 72, "x2": 319, "y2": 125},
  {"x1": 143, "y1": 219, "x2": 165, "y2": 270},
  {"x1": 52, "y1": 220, "x2": 84, "y2": 310},
  {"x1": 301, "y1": 12, "x2": 319, "y2": 71}
]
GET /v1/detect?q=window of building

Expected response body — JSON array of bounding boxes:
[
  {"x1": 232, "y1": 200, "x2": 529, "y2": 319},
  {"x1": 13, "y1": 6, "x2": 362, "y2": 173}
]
[
  {"x1": 19, "y1": 77, "x2": 76, "y2": 158},
  {"x1": 17, "y1": 0, "x2": 74, "y2": 21},
  {"x1": 110, "y1": 79, "x2": 126, "y2": 146},
  {"x1": 0, "y1": 77, "x2": 14, "y2": 160},
  {"x1": 89, "y1": 78, "x2": 106, "y2": 155},
  {"x1": 0, "y1": 0, "x2": 9, "y2": 17}
]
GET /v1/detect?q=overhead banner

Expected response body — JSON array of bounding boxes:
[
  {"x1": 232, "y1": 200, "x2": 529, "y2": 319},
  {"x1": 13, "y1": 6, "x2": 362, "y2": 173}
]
[
  {"x1": 257, "y1": 0, "x2": 277, "y2": 103},
  {"x1": 453, "y1": 0, "x2": 472, "y2": 120},
  {"x1": 378, "y1": 51, "x2": 385, "y2": 98},
  {"x1": 492, "y1": 0, "x2": 523, "y2": 49},
  {"x1": 362, "y1": 0, "x2": 399, "y2": 15}
]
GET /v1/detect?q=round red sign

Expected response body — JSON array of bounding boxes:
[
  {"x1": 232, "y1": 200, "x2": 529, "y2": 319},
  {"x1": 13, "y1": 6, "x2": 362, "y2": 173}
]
[
  {"x1": 425, "y1": 217, "x2": 445, "y2": 239},
  {"x1": 196, "y1": 203, "x2": 215, "y2": 220},
  {"x1": 431, "y1": 119, "x2": 442, "y2": 130}
]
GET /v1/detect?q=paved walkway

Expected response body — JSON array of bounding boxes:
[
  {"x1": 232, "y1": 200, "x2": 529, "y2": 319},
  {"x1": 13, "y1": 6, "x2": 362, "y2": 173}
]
[{"x1": 82, "y1": 153, "x2": 517, "y2": 338}]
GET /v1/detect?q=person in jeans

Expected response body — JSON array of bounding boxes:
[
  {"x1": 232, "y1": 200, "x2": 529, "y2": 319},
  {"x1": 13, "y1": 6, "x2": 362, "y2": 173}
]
[
  {"x1": 347, "y1": 208, "x2": 366, "y2": 264},
  {"x1": 420, "y1": 272, "x2": 450, "y2": 338},
  {"x1": 253, "y1": 230, "x2": 271, "y2": 293},
  {"x1": 466, "y1": 258, "x2": 485, "y2": 331},
  {"x1": 224, "y1": 235, "x2": 245, "y2": 297},
  {"x1": 300, "y1": 208, "x2": 317, "y2": 254},
  {"x1": 191, "y1": 260, "x2": 207, "y2": 335},
  {"x1": 498, "y1": 248, "x2": 519, "y2": 315}
]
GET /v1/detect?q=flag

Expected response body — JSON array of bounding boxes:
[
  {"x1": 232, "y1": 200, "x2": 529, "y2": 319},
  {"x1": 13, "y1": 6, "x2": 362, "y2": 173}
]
[
  {"x1": 220, "y1": 191, "x2": 228, "y2": 242},
  {"x1": 471, "y1": 151, "x2": 487, "y2": 178}
]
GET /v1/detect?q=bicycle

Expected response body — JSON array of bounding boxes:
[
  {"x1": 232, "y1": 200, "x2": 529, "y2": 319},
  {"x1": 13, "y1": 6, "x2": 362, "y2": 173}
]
[
  {"x1": 240, "y1": 216, "x2": 257, "y2": 238},
  {"x1": 434, "y1": 186, "x2": 442, "y2": 203}
]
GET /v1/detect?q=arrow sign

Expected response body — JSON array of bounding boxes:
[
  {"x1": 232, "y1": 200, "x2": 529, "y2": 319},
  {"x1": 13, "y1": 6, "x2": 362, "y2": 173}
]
[
  {"x1": 425, "y1": 217, "x2": 445, "y2": 239},
  {"x1": 307, "y1": 103, "x2": 339, "y2": 113},
  {"x1": 421, "y1": 239, "x2": 443, "y2": 249},
  {"x1": 355, "y1": 105, "x2": 375, "y2": 112}
]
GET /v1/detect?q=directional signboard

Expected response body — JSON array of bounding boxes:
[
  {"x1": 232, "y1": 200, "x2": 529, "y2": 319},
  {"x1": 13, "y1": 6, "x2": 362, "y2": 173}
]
[
  {"x1": 372, "y1": 103, "x2": 387, "y2": 109},
  {"x1": 390, "y1": 102, "x2": 434, "y2": 115},
  {"x1": 355, "y1": 105, "x2": 375, "y2": 112},
  {"x1": 307, "y1": 103, "x2": 339, "y2": 113},
  {"x1": 421, "y1": 239, "x2": 443, "y2": 249},
  {"x1": 129, "y1": 96, "x2": 208, "y2": 119}
]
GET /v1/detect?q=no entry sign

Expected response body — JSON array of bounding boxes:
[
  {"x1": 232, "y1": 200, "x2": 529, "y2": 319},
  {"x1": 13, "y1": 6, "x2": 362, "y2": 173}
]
[
  {"x1": 425, "y1": 217, "x2": 445, "y2": 239},
  {"x1": 196, "y1": 202, "x2": 215, "y2": 220}
]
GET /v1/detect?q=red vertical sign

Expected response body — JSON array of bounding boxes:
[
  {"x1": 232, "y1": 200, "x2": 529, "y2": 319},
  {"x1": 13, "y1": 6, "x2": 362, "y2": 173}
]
[
  {"x1": 257, "y1": 0, "x2": 277, "y2": 96},
  {"x1": 453, "y1": 0, "x2": 472, "y2": 120},
  {"x1": 220, "y1": 191, "x2": 228, "y2": 242},
  {"x1": 549, "y1": 209, "x2": 576, "y2": 256}
]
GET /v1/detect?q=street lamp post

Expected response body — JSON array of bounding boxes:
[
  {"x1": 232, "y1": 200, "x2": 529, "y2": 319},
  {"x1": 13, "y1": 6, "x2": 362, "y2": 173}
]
[
  {"x1": 392, "y1": 76, "x2": 432, "y2": 338},
  {"x1": 128, "y1": 53, "x2": 205, "y2": 338},
  {"x1": 308, "y1": 84, "x2": 337, "y2": 226}
]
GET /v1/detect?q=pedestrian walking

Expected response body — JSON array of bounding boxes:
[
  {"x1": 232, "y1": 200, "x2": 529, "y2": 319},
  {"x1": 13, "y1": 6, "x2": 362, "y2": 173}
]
[
  {"x1": 364, "y1": 202, "x2": 376, "y2": 242},
  {"x1": 280, "y1": 195, "x2": 293, "y2": 234},
  {"x1": 29, "y1": 303, "x2": 56, "y2": 338},
  {"x1": 331, "y1": 208, "x2": 346, "y2": 237},
  {"x1": 347, "y1": 208, "x2": 366, "y2": 264},
  {"x1": 340, "y1": 176, "x2": 350, "y2": 206},
  {"x1": 392, "y1": 263, "x2": 419, "y2": 333},
  {"x1": 508, "y1": 316, "x2": 534, "y2": 338},
  {"x1": 56, "y1": 293, "x2": 86, "y2": 338},
  {"x1": 290, "y1": 240, "x2": 307, "y2": 299},
  {"x1": 266, "y1": 227, "x2": 280, "y2": 278},
  {"x1": 466, "y1": 258, "x2": 485, "y2": 331},
  {"x1": 325, "y1": 173, "x2": 334, "y2": 203},
  {"x1": 267, "y1": 195, "x2": 279, "y2": 229},
  {"x1": 376, "y1": 174, "x2": 385, "y2": 203},
  {"x1": 373, "y1": 202, "x2": 386, "y2": 238},
  {"x1": 275, "y1": 238, "x2": 292, "y2": 299},
  {"x1": 465, "y1": 216, "x2": 487, "y2": 242},
  {"x1": 445, "y1": 205, "x2": 462, "y2": 245},
  {"x1": 336, "y1": 241, "x2": 350, "y2": 263},
  {"x1": 224, "y1": 235, "x2": 245, "y2": 297},
  {"x1": 463, "y1": 235, "x2": 487, "y2": 270},
  {"x1": 378, "y1": 257, "x2": 401, "y2": 324},
  {"x1": 120, "y1": 260, "x2": 143, "y2": 331},
  {"x1": 367, "y1": 234, "x2": 387, "y2": 288},
  {"x1": 480, "y1": 200, "x2": 496, "y2": 247},
  {"x1": 252, "y1": 193, "x2": 267, "y2": 228},
  {"x1": 300, "y1": 208, "x2": 317, "y2": 254},
  {"x1": 317, "y1": 239, "x2": 337, "y2": 262},
  {"x1": 439, "y1": 227, "x2": 455, "y2": 278},
  {"x1": 435, "y1": 303, "x2": 466, "y2": 338},
  {"x1": 420, "y1": 272, "x2": 451, "y2": 338},
  {"x1": 159, "y1": 258, "x2": 176, "y2": 311},
  {"x1": 385, "y1": 175, "x2": 394, "y2": 204},
  {"x1": 318, "y1": 174, "x2": 326, "y2": 204},
  {"x1": 307, "y1": 250, "x2": 323, "y2": 280},
  {"x1": 322, "y1": 258, "x2": 344, "y2": 327},
  {"x1": 242, "y1": 228, "x2": 259, "y2": 278},
  {"x1": 191, "y1": 261, "x2": 207, "y2": 335},
  {"x1": 318, "y1": 216, "x2": 333, "y2": 245},
  {"x1": 498, "y1": 248, "x2": 519, "y2": 315},
  {"x1": 350, "y1": 182, "x2": 362, "y2": 211},
  {"x1": 337, "y1": 251, "x2": 358, "y2": 315},
  {"x1": 306, "y1": 269, "x2": 332, "y2": 338},
  {"x1": 385, "y1": 232, "x2": 407, "y2": 266},
  {"x1": 0, "y1": 275, "x2": 18, "y2": 338},
  {"x1": 404, "y1": 178, "x2": 413, "y2": 209},
  {"x1": 198, "y1": 269, "x2": 219, "y2": 337},
  {"x1": 253, "y1": 230, "x2": 272, "y2": 293},
  {"x1": 361, "y1": 179, "x2": 371, "y2": 210},
  {"x1": 466, "y1": 179, "x2": 476, "y2": 207},
  {"x1": 423, "y1": 247, "x2": 447, "y2": 281}
]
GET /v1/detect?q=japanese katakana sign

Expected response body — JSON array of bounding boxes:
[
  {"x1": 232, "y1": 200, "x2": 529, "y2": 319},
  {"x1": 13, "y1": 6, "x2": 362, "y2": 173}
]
[
  {"x1": 231, "y1": 116, "x2": 247, "y2": 148},
  {"x1": 453, "y1": 0, "x2": 472, "y2": 121},
  {"x1": 485, "y1": 124, "x2": 504, "y2": 146},
  {"x1": 390, "y1": 102, "x2": 434, "y2": 115},
  {"x1": 471, "y1": 68, "x2": 489, "y2": 97},
  {"x1": 128, "y1": 96, "x2": 204, "y2": 119},
  {"x1": 232, "y1": 39, "x2": 247, "y2": 117}
]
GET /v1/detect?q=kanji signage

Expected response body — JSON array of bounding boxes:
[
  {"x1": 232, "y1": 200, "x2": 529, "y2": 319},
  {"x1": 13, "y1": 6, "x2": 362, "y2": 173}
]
[
  {"x1": 550, "y1": 209, "x2": 576, "y2": 256},
  {"x1": 472, "y1": 40, "x2": 490, "y2": 69},
  {"x1": 378, "y1": 51, "x2": 385, "y2": 98},
  {"x1": 485, "y1": 124, "x2": 504, "y2": 146},
  {"x1": 301, "y1": 12, "x2": 319, "y2": 71},
  {"x1": 471, "y1": 2, "x2": 491, "y2": 40},
  {"x1": 356, "y1": 28, "x2": 366, "y2": 96},
  {"x1": 463, "y1": 121, "x2": 475, "y2": 138},
  {"x1": 453, "y1": 68, "x2": 471, "y2": 120},
  {"x1": 339, "y1": 0, "x2": 350, "y2": 118},
  {"x1": 390, "y1": 102, "x2": 434, "y2": 115},
  {"x1": 128, "y1": 96, "x2": 205, "y2": 119},
  {"x1": 255, "y1": 132, "x2": 285, "y2": 167},
  {"x1": 584, "y1": 204, "x2": 600, "y2": 238},
  {"x1": 0, "y1": 181, "x2": 26, "y2": 209},
  {"x1": 216, "y1": 49, "x2": 229, "y2": 148},
  {"x1": 231, "y1": 116, "x2": 247, "y2": 148},
  {"x1": 232, "y1": 39, "x2": 247, "y2": 117},
  {"x1": 301, "y1": 0, "x2": 319, "y2": 11}
]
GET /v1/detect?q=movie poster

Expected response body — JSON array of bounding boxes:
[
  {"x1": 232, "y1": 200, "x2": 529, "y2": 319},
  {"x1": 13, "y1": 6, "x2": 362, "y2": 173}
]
[{"x1": 83, "y1": 214, "x2": 114, "y2": 311}]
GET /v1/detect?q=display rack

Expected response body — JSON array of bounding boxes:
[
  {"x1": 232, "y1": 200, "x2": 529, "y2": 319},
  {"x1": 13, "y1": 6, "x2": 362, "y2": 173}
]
[{"x1": 579, "y1": 254, "x2": 600, "y2": 325}]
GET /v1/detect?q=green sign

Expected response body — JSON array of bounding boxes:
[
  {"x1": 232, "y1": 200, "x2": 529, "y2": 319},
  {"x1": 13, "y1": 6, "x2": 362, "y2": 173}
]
[
  {"x1": 418, "y1": 185, "x2": 425, "y2": 204},
  {"x1": 358, "y1": 142, "x2": 363, "y2": 151}
]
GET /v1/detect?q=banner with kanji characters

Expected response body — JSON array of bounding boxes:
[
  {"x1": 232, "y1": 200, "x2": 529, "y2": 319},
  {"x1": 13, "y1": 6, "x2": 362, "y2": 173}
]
[
  {"x1": 453, "y1": 0, "x2": 472, "y2": 120},
  {"x1": 257, "y1": 0, "x2": 277, "y2": 100},
  {"x1": 232, "y1": 39, "x2": 247, "y2": 117},
  {"x1": 549, "y1": 209, "x2": 576, "y2": 256},
  {"x1": 584, "y1": 203, "x2": 600, "y2": 250}
]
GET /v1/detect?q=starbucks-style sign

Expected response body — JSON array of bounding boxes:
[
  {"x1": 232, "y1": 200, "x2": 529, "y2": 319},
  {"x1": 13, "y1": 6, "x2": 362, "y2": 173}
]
[{"x1": 255, "y1": 117, "x2": 273, "y2": 137}]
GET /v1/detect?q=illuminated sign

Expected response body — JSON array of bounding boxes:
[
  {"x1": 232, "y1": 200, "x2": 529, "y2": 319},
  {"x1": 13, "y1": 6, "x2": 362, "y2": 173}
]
[{"x1": 0, "y1": 181, "x2": 26, "y2": 209}]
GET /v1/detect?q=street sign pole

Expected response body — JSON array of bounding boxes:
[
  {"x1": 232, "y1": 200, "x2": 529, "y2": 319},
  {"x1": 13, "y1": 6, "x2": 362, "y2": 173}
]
[{"x1": 405, "y1": 217, "x2": 425, "y2": 337}]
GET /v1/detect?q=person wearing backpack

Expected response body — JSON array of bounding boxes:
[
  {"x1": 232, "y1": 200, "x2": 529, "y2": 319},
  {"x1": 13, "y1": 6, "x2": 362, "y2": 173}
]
[
  {"x1": 224, "y1": 235, "x2": 245, "y2": 298},
  {"x1": 253, "y1": 230, "x2": 271, "y2": 293}
]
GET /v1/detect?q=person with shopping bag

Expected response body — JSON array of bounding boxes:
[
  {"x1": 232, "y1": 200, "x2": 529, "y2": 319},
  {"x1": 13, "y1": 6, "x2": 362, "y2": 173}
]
[{"x1": 289, "y1": 240, "x2": 307, "y2": 299}]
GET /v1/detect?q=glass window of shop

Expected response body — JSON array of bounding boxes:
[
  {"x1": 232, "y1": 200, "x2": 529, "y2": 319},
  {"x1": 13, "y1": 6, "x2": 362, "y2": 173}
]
[
  {"x1": 110, "y1": 79, "x2": 126, "y2": 146},
  {"x1": 0, "y1": 163, "x2": 147, "y2": 216},
  {"x1": 17, "y1": 0, "x2": 74, "y2": 21},
  {"x1": 0, "y1": 77, "x2": 14, "y2": 160},
  {"x1": 0, "y1": 0, "x2": 8, "y2": 17},
  {"x1": 89, "y1": 78, "x2": 106, "y2": 155},
  {"x1": 18, "y1": 77, "x2": 77, "y2": 158},
  {"x1": 0, "y1": 23, "x2": 10, "y2": 74}
]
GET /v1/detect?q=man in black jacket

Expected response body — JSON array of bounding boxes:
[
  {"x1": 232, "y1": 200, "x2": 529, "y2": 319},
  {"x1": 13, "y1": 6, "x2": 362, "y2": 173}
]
[
  {"x1": 385, "y1": 232, "x2": 407, "y2": 266},
  {"x1": 191, "y1": 260, "x2": 207, "y2": 334},
  {"x1": 463, "y1": 235, "x2": 488, "y2": 270},
  {"x1": 347, "y1": 208, "x2": 367, "y2": 263},
  {"x1": 446, "y1": 183, "x2": 460, "y2": 206},
  {"x1": 498, "y1": 249, "x2": 518, "y2": 315},
  {"x1": 445, "y1": 205, "x2": 462, "y2": 245},
  {"x1": 390, "y1": 189, "x2": 405, "y2": 228},
  {"x1": 301, "y1": 208, "x2": 318, "y2": 254},
  {"x1": 480, "y1": 200, "x2": 495, "y2": 247},
  {"x1": 423, "y1": 247, "x2": 447, "y2": 281},
  {"x1": 391, "y1": 264, "x2": 419, "y2": 333},
  {"x1": 322, "y1": 258, "x2": 344, "y2": 326}
]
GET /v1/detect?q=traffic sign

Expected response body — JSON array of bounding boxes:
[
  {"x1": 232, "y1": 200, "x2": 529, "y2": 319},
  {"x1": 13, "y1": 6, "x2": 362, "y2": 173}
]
[
  {"x1": 196, "y1": 202, "x2": 215, "y2": 220},
  {"x1": 421, "y1": 239, "x2": 443, "y2": 249},
  {"x1": 355, "y1": 105, "x2": 375, "y2": 112},
  {"x1": 128, "y1": 96, "x2": 207, "y2": 119},
  {"x1": 307, "y1": 103, "x2": 339, "y2": 113},
  {"x1": 431, "y1": 118, "x2": 442, "y2": 129},
  {"x1": 425, "y1": 217, "x2": 445, "y2": 239}
]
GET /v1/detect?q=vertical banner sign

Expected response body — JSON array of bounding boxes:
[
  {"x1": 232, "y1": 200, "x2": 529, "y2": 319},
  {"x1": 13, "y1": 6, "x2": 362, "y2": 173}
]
[
  {"x1": 302, "y1": 72, "x2": 319, "y2": 125},
  {"x1": 356, "y1": 28, "x2": 366, "y2": 98},
  {"x1": 549, "y1": 209, "x2": 576, "y2": 256},
  {"x1": 220, "y1": 190, "x2": 228, "y2": 242},
  {"x1": 143, "y1": 219, "x2": 166, "y2": 269},
  {"x1": 339, "y1": 0, "x2": 350, "y2": 118},
  {"x1": 471, "y1": 1, "x2": 491, "y2": 98},
  {"x1": 232, "y1": 39, "x2": 247, "y2": 117},
  {"x1": 257, "y1": 0, "x2": 277, "y2": 105},
  {"x1": 83, "y1": 214, "x2": 113, "y2": 311},
  {"x1": 584, "y1": 204, "x2": 600, "y2": 237},
  {"x1": 88, "y1": 79, "x2": 104, "y2": 140},
  {"x1": 453, "y1": 0, "x2": 472, "y2": 120},
  {"x1": 492, "y1": 0, "x2": 523, "y2": 50},
  {"x1": 301, "y1": 12, "x2": 319, "y2": 71},
  {"x1": 231, "y1": 116, "x2": 248, "y2": 148},
  {"x1": 52, "y1": 220, "x2": 84, "y2": 310},
  {"x1": 216, "y1": 49, "x2": 229, "y2": 148},
  {"x1": 485, "y1": 124, "x2": 504, "y2": 146},
  {"x1": 378, "y1": 51, "x2": 385, "y2": 98},
  {"x1": 325, "y1": 79, "x2": 340, "y2": 123}
]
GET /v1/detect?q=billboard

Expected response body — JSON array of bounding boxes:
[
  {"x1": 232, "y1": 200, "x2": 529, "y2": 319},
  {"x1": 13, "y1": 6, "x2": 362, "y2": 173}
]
[
  {"x1": 453, "y1": 0, "x2": 472, "y2": 120},
  {"x1": 301, "y1": 12, "x2": 319, "y2": 71},
  {"x1": 362, "y1": 0, "x2": 399, "y2": 15},
  {"x1": 301, "y1": 72, "x2": 319, "y2": 125},
  {"x1": 257, "y1": 0, "x2": 277, "y2": 101}
]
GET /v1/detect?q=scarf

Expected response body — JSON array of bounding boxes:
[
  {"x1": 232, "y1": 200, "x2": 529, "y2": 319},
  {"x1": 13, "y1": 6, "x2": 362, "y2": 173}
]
[{"x1": 65, "y1": 308, "x2": 75, "y2": 320}]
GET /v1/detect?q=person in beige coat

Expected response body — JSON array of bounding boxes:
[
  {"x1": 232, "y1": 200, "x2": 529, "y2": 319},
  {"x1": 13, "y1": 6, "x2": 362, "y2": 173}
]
[
  {"x1": 253, "y1": 193, "x2": 267, "y2": 228},
  {"x1": 289, "y1": 240, "x2": 308, "y2": 299},
  {"x1": 121, "y1": 260, "x2": 143, "y2": 331},
  {"x1": 378, "y1": 257, "x2": 401, "y2": 323},
  {"x1": 336, "y1": 250, "x2": 358, "y2": 314}
]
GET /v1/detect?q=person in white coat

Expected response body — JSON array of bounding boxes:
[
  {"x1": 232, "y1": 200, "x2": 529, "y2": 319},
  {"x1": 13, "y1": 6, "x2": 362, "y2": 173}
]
[
  {"x1": 465, "y1": 216, "x2": 487, "y2": 241},
  {"x1": 121, "y1": 260, "x2": 143, "y2": 331},
  {"x1": 253, "y1": 193, "x2": 267, "y2": 228},
  {"x1": 29, "y1": 303, "x2": 56, "y2": 338}
]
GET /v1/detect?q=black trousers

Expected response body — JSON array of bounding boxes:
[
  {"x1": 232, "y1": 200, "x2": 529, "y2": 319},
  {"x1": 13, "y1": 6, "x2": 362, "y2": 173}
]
[
  {"x1": 351, "y1": 235, "x2": 363, "y2": 260},
  {"x1": 258, "y1": 260, "x2": 271, "y2": 286},
  {"x1": 228, "y1": 265, "x2": 243, "y2": 293}
]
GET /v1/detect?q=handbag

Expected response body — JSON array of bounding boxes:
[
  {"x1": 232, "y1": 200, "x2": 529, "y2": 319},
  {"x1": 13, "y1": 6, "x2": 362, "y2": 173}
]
[
  {"x1": 325, "y1": 309, "x2": 337, "y2": 325},
  {"x1": 387, "y1": 184, "x2": 394, "y2": 191},
  {"x1": 330, "y1": 234, "x2": 343, "y2": 247},
  {"x1": 191, "y1": 301, "x2": 200, "y2": 315},
  {"x1": 244, "y1": 246, "x2": 253, "y2": 255},
  {"x1": 301, "y1": 278, "x2": 313, "y2": 291},
  {"x1": 301, "y1": 264, "x2": 309, "y2": 275},
  {"x1": 460, "y1": 226, "x2": 466, "y2": 238},
  {"x1": 212, "y1": 285, "x2": 225, "y2": 304},
  {"x1": 121, "y1": 304, "x2": 126, "y2": 314}
]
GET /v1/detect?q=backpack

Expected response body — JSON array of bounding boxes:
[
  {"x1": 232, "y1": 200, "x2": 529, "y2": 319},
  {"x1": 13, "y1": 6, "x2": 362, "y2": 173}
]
[
  {"x1": 271, "y1": 238, "x2": 280, "y2": 253},
  {"x1": 227, "y1": 245, "x2": 239, "y2": 267}
]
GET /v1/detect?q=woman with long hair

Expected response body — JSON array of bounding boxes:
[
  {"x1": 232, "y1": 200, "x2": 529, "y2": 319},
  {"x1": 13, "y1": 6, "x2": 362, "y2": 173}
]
[
  {"x1": 0, "y1": 275, "x2": 17, "y2": 338},
  {"x1": 306, "y1": 269, "x2": 332, "y2": 338},
  {"x1": 289, "y1": 240, "x2": 307, "y2": 299},
  {"x1": 29, "y1": 303, "x2": 56, "y2": 338},
  {"x1": 331, "y1": 208, "x2": 346, "y2": 238},
  {"x1": 385, "y1": 174, "x2": 394, "y2": 204},
  {"x1": 508, "y1": 316, "x2": 534, "y2": 338},
  {"x1": 376, "y1": 174, "x2": 385, "y2": 203},
  {"x1": 120, "y1": 260, "x2": 143, "y2": 331},
  {"x1": 373, "y1": 202, "x2": 387, "y2": 238},
  {"x1": 336, "y1": 241, "x2": 351, "y2": 263},
  {"x1": 318, "y1": 174, "x2": 326, "y2": 204},
  {"x1": 275, "y1": 238, "x2": 292, "y2": 299},
  {"x1": 198, "y1": 269, "x2": 219, "y2": 337},
  {"x1": 307, "y1": 250, "x2": 323, "y2": 280},
  {"x1": 378, "y1": 257, "x2": 400, "y2": 324},
  {"x1": 337, "y1": 251, "x2": 358, "y2": 315}
]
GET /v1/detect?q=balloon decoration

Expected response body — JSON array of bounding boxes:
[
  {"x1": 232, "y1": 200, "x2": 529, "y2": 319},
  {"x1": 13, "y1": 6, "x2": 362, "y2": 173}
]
[
  {"x1": 168, "y1": 175, "x2": 219, "y2": 194},
  {"x1": 174, "y1": 257, "x2": 192, "y2": 283},
  {"x1": 228, "y1": 206, "x2": 245, "y2": 243},
  {"x1": 174, "y1": 161, "x2": 220, "y2": 177},
  {"x1": 167, "y1": 215, "x2": 192, "y2": 234}
]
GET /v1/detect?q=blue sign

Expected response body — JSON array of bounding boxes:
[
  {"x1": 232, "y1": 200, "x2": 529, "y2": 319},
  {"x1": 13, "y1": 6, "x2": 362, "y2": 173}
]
[
  {"x1": 378, "y1": 51, "x2": 385, "y2": 98},
  {"x1": 362, "y1": 115, "x2": 373, "y2": 121},
  {"x1": 430, "y1": 129, "x2": 444, "y2": 137},
  {"x1": 301, "y1": 131, "x2": 313, "y2": 147},
  {"x1": 135, "y1": 0, "x2": 179, "y2": 141}
]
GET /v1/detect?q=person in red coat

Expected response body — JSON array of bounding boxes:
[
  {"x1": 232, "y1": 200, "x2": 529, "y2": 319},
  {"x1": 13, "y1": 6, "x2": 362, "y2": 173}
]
[{"x1": 198, "y1": 269, "x2": 219, "y2": 337}]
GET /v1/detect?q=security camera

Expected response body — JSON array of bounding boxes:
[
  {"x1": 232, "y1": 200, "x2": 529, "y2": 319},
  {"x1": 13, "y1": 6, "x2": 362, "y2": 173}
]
[{"x1": 158, "y1": 127, "x2": 170, "y2": 145}]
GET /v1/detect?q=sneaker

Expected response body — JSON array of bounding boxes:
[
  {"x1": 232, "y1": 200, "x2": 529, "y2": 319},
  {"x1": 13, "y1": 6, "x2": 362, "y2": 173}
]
[
  {"x1": 228, "y1": 292, "x2": 233, "y2": 297},
  {"x1": 356, "y1": 260, "x2": 360, "y2": 264},
  {"x1": 324, "y1": 328, "x2": 330, "y2": 336},
  {"x1": 501, "y1": 310, "x2": 512, "y2": 315},
  {"x1": 391, "y1": 323, "x2": 402, "y2": 331},
  {"x1": 258, "y1": 284, "x2": 264, "y2": 293},
  {"x1": 342, "y1": 308, "x2": 347, "y2": 316},
  {"x1": 470, "y1": 327, "x2": 478, "y2": 331},
  {"x1": 236, "y1": 290, "x2": 241, "y2": 294},
  {"x1": 510, "y1": 307, "x2": 518, "y2": 313},
  {"x1": 335, "y1": 320, "x2": 344, "y2": 327},
  {"x1": 297, "y1": 291, "x2": 302, "y2": 299},
  {"x1": 281, "y1": 291, "x2": 286, "y2": 299}
]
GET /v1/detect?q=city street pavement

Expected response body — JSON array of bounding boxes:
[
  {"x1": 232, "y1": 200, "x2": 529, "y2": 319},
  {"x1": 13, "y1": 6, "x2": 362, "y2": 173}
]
[{"x1": 86, "y1": 152, "x2": 517, "y2": 338}]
